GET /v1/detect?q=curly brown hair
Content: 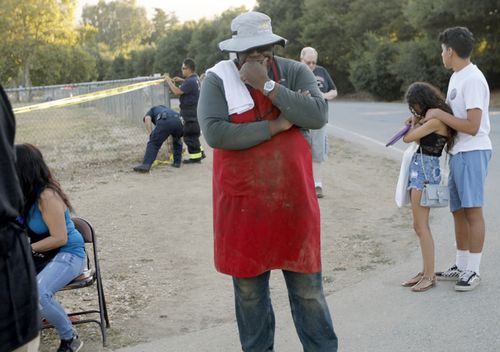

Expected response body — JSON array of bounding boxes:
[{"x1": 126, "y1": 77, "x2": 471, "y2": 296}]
[{"x1": 405, "y1": 82, "x2": 456, "y2": 152}]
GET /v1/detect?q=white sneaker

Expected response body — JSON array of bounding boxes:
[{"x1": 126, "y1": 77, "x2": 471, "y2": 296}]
[
  {"x1": 436, "y1": 264, "x2": 462, "y2": 281},
  {"x1": 455, "y1": 270, "x2": 481, "y2": 292}
]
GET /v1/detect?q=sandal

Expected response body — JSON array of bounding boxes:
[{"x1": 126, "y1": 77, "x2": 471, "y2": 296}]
[
  {"x1": 401, "y1": 272, "x2": 423, "y2": 287},
  {"x1": 411, "y1": 276, "x2": 436, "y2": 292}
]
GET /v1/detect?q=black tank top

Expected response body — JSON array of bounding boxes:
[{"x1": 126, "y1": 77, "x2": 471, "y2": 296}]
[{"x1": 417, "y1": 133, "x2": 447, "y2": 157}]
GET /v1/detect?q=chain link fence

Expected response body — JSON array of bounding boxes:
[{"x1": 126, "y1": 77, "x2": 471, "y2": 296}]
[{"x1": 7, "y1": 77, "x2": 171, "y2": 181}]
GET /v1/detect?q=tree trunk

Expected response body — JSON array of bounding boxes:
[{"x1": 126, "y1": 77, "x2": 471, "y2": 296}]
[{"x1": 23, "y1": 60, "x2": 32, "y2": 102}]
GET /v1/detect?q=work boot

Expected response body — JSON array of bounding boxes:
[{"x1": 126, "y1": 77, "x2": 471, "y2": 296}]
[
  {"x1": 172, "y1": 162, "x2": 181, "y2": 168},
  {"x1": 133, "y1": 164, "x2": 150, "y2": 173},
  {"x1": 183, "y1": 159, "x2": 201, "y2": 164}
]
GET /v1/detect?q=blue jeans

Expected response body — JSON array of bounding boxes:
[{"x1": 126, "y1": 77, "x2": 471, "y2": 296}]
[
  {"x1": 37, "y1": 252, "x2": 85, "y2": 340},
  {"x1": 233, "y1": 271, "x2": 338, "y2": 352},
  {"x1": 143, "y1": 117, "x2": 183, "y2": 166}
]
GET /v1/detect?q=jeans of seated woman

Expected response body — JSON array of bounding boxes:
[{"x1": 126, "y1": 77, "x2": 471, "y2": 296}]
[
  {"x1": 232, "y1": 270, "x2": 338, "y2": 352},
  {"x1": 37, "y1": 252, "x2": 85, "y2": 340}
]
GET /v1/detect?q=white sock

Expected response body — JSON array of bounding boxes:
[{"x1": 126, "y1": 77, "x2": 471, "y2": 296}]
[
  {"x1": 455, "y1": 250, "x2": 469, "y2": 271},
  {"x1": 467, "y1": 252, "x2": 482, "y2": 275},
  {"x1": 313, "y1": 161, "x2": 322, "y2": 188}
]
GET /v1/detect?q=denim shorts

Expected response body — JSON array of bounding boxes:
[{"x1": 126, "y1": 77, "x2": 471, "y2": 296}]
[
  {"x1": 449, "y1": 150, "x2": 491, "y2": 212},
  {"x1": 407, "y1": 153, "x2": 441, "y2": 191}
]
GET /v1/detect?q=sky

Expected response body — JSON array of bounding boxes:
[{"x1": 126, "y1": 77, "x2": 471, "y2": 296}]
[{"x1": 76, "y1": 0, "x2": 257, "y2": 23}]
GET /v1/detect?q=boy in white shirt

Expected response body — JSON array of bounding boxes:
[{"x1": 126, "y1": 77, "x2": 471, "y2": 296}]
[{"x1": 425, "y1": 26, "x2": 492, "y2": 291}]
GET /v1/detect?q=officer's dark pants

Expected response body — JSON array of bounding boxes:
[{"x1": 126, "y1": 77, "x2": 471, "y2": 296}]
[
  {"x1": 143, "y1": 117, "x2": 183, "y2": 166},
  {"x1": 182, "y1": 111, "x2": 202, "y2": 161}
]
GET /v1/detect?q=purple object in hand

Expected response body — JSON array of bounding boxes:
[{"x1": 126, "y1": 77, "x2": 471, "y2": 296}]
[{"x1": 385, "y1": 124, "x2": 411, "y2": 147}]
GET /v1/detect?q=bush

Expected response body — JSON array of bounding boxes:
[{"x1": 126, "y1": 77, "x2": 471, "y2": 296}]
[
  {"x1": 349, "y1": 34, "x2": 403, "y2": 101},
  {"x1": 390, "y1": 36, "x2": 450, "y2": 94}
]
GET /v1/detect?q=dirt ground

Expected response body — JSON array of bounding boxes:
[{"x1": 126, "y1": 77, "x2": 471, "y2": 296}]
[{"x1": 39, "y1": 136, "x2": 417, "y2": 351}]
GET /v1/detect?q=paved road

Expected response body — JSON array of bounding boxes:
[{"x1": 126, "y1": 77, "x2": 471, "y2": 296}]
[{"x1": 116, "y1": 101, "x2": 500, "y2": 352}]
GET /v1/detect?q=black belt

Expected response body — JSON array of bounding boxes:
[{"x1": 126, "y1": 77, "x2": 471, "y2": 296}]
[{"x1": 156, "y1": 112, "x2": 179, "y2": 121}]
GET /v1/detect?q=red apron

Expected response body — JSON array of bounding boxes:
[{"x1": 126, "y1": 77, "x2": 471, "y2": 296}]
[{"x1": 213, "y1": 67, "x2": 321, "y2": 277}]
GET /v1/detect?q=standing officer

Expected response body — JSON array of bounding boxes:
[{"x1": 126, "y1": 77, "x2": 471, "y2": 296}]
[
  {"x1": 133, "y1": 105, "x2": 183, "y2": 173},
  {"x1": 165, "y1": 58, "x2": 204, "y2": 164}
]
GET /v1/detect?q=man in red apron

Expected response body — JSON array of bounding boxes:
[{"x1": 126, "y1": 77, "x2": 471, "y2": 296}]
[{"x1": 198, "y1": 12, "x2": 338, "y2": 351}]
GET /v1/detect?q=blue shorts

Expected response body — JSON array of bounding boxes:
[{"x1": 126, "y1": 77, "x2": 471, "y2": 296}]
[
  {"x1": 449, "y1": 150, "x2": 491, "y2": 212},
  {"x1": 408, "y1": 153, "x2": 441, "y2": 191}
]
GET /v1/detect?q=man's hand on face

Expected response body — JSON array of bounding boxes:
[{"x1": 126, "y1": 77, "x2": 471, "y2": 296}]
[{"x1": 239, "y1": 59, "x2": 269, "y2": 91}]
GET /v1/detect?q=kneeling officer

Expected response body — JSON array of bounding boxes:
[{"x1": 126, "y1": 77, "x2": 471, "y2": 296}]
[{"x1": 133, "y1": 105, "x2": 183, "y2": 172}]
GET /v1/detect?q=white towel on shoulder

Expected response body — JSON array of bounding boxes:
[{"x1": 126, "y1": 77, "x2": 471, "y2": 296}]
[{"x1": 206, "y1": 60, "x2": 254, "y2": 115}]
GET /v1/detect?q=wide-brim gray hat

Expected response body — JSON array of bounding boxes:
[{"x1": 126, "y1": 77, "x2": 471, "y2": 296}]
[{"x1": 218, "y1": 12, "x2": 287, "y2": 53}]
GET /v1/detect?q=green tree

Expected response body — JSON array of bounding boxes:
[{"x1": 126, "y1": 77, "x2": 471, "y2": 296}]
[
  {"x1": 349, "y1": 33, "x2": 403, "y2": 100},
  {"x1": 404, "y1": 0, "x2": 500, "y2": 88},
  {"x1": 129, "y1": 45, "x2": 157, "y2": 76},
  {"x1": 150, "y1": 8, "x2": 179, "y2": 43},
  {"x1": 81, "y1": 0, "x2": 152, "y2": 54},
  {"x1": 110, "y1": 54, "x2": 129, "y2": 79},
  {"x1": 390, "y1": 36, "x2": 451, "y2": 94},
  {"x1": 255, "y1": 0, "x2": 305, "y2": 58},
  {"x1": 300, "y1": 0, "x2": 352, "y2": 92},
  {"x1": 154, "y1": 23, "x2": 195, "y2": 76},
  {"x1": 30, "y1": 45, "x2": 97, "y2": 85},
  {"x1": 0, "y1": 0, "x2": 78, "y2": 87},
  {"x1": 188, "y1": 8, "x2": 246, "y2": 74}
]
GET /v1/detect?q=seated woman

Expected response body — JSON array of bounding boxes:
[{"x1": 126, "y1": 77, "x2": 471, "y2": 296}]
[{"x1": 15, "y1": 143, "x2": 85, "y2": 352}]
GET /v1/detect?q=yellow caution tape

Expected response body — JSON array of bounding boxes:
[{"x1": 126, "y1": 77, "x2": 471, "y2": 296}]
[{"x1": 13, "y1": 78, "x2": 165, "y2": 114}]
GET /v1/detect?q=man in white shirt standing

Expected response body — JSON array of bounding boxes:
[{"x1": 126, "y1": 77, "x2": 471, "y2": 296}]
[{"x1": 425, "y1": 27, "x2": 492, "y2": 291}]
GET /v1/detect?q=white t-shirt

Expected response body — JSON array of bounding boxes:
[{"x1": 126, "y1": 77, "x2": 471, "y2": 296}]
[{"x1": 447, "y1": 63, "x2": 492, "y2": 154}]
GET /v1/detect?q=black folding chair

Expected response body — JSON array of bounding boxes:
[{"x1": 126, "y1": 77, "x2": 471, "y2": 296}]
[{"x1": 42, "y1": 217, "x2": 110, "y2": 346}]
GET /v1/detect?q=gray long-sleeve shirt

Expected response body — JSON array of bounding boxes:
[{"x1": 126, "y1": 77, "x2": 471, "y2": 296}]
[{"x1": 197, "y1": 56, "x2": 328, "y2": 150}]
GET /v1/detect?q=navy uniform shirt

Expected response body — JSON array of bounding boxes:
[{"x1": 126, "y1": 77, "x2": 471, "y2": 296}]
[
  {"x1": 144, "y1": 105, "x2": 180, "y2": 124},
  {"x1": 179, "y1": 74, "x2": 200, "y2": 110}
]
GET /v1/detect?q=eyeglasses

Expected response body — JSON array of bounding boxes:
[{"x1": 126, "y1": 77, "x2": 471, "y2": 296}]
[{"x1": 181, "y1": 66, "x2": 188, "y2": 70}]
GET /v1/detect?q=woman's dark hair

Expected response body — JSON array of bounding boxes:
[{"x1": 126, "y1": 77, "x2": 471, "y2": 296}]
[
  {"x1": 405, "y1": 82, "x2": 457, "y2": 152},
  {"x1": 15, "y1": 143, "x2": 73, "y2": 218}
]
